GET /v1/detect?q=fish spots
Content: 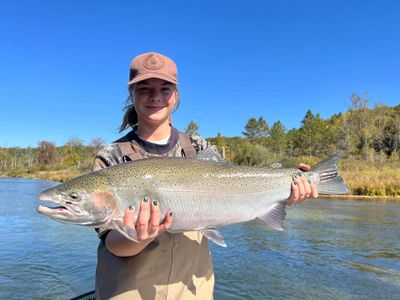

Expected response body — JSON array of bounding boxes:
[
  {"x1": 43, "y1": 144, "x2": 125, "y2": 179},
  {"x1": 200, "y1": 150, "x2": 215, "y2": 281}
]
[{"x1": 210, "y1": 173, "x2": 283, "y2": 179}]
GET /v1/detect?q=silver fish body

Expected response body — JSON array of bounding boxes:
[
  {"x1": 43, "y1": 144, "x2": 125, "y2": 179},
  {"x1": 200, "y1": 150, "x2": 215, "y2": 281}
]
[{"x1": 37, "y1": 147, "x2": 348, "y2": 246}]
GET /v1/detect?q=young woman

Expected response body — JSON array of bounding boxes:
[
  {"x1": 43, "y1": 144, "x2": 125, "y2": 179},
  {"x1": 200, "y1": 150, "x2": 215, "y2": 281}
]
[{"x1": 93, "y1": 52, "x2": 318, "y2": 299}]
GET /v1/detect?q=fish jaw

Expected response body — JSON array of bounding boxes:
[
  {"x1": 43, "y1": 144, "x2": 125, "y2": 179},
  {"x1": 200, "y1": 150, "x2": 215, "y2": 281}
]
[{"x1": 36, "y1": 204, "x2": 77, "y2": 222}]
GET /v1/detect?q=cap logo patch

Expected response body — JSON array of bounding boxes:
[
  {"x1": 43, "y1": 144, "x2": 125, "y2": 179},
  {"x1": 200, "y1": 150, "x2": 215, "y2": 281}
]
[{"x1": 143, "y1": 54, "x2": 165, "y2": 70}]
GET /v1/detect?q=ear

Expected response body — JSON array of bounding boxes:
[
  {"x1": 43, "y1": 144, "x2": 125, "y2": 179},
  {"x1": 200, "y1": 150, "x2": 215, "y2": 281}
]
[{"x1": 170, "y1": 90, "x2": 178, "y2": 106}]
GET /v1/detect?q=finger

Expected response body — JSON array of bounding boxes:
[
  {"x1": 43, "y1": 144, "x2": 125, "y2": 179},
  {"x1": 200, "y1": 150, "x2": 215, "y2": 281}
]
[
  {"x1": 159, "y1": 211, "x2": 173, "y2": 233},
  {"x1": 299, "y1": 174, "x2": 311, "y2": 200},
  {"x1": 299, "y1": 163, "x2": 311, "y2": 171},
  {"x1": 123, "y1": 205, "x2": 135, "y2": 228},
  {"x1": 137, "y1": 197, "x2": 150, "y2": 240},
  {"x1": 148, "y1": 199, "x2": 161, "y2": 237},
  {"x1": 287, "y1": 179, "x2": 299, "y2": 206},
  {"x1": 310, "y1": 183, "x2": 319, "y2": 198},
  {"x1": 296, "y1": 176, "x2": 306, "y2": 202}
]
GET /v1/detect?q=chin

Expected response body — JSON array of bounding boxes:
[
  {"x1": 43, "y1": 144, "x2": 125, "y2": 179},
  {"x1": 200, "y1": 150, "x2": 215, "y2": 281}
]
[{"x1": 144, "y1": 115, "x2": 170, "y2": 125}]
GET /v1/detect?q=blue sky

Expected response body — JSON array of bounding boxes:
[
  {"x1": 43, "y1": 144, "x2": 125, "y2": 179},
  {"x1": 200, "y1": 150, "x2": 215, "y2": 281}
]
[{"x1": 1, "y1": 0, "x2": 399, "y2": 147}]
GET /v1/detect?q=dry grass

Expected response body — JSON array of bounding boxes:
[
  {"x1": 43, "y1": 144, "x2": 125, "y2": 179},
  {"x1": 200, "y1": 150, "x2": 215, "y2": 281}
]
[
  {"x1": 3, "y1": 169, "x2": 84, "y2": 182},
  {"x1": 340, "y1": 160, "x2": 400, "y2": 197}
]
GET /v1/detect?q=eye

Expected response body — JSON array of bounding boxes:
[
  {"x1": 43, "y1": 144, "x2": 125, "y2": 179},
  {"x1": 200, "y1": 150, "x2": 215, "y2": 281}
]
[
  {"x1": 136, "y1": 86, "x2": 149, "y2": 93},
  {"x1": 161, "y1": 87, "x2": 173, "y2": 94},
  {"x1": 69, "y1": 192, "x2": 80, "y2": 201}
]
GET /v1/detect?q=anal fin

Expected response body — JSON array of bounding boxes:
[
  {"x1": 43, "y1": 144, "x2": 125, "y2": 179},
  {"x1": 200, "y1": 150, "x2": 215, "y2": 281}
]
[
  {"x1": 257, "y1": 201, "x2": 287, "y2": 231},
  {"x1": 201, "y1": 229, "x2": 227, "y2": 247}
]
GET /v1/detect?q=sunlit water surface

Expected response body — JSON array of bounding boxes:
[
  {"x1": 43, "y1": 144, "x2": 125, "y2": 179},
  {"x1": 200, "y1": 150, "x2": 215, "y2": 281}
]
[{"x1": 0, "y1": 178, "x2": 399, "y2": 299}]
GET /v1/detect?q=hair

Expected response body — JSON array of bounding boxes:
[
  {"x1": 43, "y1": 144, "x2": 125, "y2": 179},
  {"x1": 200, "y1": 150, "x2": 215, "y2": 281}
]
[{"x1": 119, "y1": 83, "x2": 180, "y2": 133}]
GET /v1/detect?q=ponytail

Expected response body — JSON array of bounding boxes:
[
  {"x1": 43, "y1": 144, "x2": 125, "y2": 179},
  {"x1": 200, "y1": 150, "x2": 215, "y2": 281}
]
[{"x1": 119, "y1": 103, "x2": 138, "y2": 133}]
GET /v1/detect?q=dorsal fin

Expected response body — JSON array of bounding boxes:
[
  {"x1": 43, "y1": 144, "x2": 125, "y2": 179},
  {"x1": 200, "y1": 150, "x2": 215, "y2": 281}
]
[{"x1": 194, "y1": 146, "x2": 226, "y2": 163}]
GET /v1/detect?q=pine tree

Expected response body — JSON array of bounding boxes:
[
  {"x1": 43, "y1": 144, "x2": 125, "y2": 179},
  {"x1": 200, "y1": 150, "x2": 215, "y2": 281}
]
[{"x1": 185, "y1": 121, "x2": 200, "y2": 135}]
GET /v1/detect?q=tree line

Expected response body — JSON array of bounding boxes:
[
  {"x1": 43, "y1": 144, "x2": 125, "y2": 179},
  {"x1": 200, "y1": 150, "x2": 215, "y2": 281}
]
[
  {"x1": 0, "y1": 137, "x2": 105, "y2": 174},
  {"x1": 208, "y1": 94, "x2": 400, "y2": 165},
  {"x1": 0, "y1": 94, "x2": 399, "y2": 175}
]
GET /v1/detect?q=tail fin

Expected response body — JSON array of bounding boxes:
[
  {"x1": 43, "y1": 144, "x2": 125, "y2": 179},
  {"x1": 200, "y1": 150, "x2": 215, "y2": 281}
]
[{"x1": 311, "y1": 153, "x2": 349, "y2": 195}]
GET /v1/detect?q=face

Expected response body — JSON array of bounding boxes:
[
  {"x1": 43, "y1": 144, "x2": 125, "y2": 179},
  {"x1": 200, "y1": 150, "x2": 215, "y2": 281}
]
[{"x1": 133, "y1": 78, "x2": 177, "y2": 126}]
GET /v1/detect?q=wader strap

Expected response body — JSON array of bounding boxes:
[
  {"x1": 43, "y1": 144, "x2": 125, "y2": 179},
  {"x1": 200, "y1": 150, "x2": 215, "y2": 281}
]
[
  {"x1": 179, "y1": 133, "x2": 196, "y2": 158},
  {"x1": 118, "y1": 142, "x2": 143, "y2": 161}
]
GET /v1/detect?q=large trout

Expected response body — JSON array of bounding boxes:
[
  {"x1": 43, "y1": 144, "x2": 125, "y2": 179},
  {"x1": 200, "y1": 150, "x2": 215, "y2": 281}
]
[{"x1": 37, "y1": 147, "x2": 348, "y2": 246}]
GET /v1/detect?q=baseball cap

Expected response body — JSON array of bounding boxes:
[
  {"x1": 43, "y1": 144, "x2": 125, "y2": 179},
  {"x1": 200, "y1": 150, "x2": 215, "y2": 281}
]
[{"x1": 128, "y1": 52, "x2": 178, "y2": 85}]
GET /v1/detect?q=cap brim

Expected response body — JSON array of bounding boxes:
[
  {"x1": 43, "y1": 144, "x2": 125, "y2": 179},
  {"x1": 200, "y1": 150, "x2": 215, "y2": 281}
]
[{"x1": 128, "y1": 73, "x2": 178, "y2": 85}]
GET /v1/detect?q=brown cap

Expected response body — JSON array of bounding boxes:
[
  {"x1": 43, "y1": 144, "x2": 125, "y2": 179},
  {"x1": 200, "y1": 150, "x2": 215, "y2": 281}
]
[{"x1": 128, "y1": 52, "x2": 178, "y2": 85}]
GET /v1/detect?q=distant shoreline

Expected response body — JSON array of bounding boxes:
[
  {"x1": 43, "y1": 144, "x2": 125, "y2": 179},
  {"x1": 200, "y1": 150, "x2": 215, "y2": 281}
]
[{"x1": 320, "y1": 194, "x2": 400, "y2": 201}]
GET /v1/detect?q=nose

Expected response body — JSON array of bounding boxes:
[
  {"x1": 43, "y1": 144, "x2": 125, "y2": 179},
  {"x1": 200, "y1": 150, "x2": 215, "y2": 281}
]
[{"x1": 149, "y1": 89, "x2": 162, "y2": 102}]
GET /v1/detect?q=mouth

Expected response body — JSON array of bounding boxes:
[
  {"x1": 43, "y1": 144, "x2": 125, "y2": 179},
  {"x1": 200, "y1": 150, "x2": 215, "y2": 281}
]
[
  {"x1": 37, "y1": 204, "x2": 74, "y2": 215},
  {"x1": 37, "y1": 193, "x2": 76, "y2": 220},
  {"x1": 145, "y1": 105, "x2": 165, "y2": 112}
]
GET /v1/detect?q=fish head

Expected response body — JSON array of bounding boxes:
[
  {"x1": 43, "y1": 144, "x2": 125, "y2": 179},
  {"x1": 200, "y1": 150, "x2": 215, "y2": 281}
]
[{"x1": 37, "y1": 172, "x2": 117, "y2": 226}]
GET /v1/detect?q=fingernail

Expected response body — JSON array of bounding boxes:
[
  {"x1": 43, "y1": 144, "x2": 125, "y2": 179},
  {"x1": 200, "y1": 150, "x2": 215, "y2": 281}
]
[
  {"x1": 294, "y1": 181, "x2": 297, "y2": 185},
  {"x1": 128, "y1": 205, "x2": 134, "y2": 210},
  {"x1": 298, "y1": 172, "x2": 304, "y2": 177},
  {"x1": 143, "y1": 197, "x2": 149, "y2": 203},
  {"x1": 169, "y1": 212, "x2": 173, "y2": 217},
  {"x1": 153, "y1": 200, "x2": 158, "y2": 206},
  {"x1": 308, "y1": 178, "x2": 312, "y2": 184},
  {"x1": 294, "y1": 175, "x2": 298, "y2": 180}
]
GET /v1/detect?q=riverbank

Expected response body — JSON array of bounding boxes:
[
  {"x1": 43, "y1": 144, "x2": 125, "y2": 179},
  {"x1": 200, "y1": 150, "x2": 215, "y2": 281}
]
[
  {"x1": 339, "y1": 159, "x2": 400, "y2": 198},
  {"x1": 322, "y1": 194, "x2": 400, "y2": 201},
  {"x1": 0, "y1": 169, "x2": 82, "y2": 183}
]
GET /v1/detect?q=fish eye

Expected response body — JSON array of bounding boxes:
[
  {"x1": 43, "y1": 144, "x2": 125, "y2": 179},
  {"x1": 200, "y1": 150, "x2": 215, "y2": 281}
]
[{"x1": 69, "y1": 192, "x2": 80, "y2": 201}]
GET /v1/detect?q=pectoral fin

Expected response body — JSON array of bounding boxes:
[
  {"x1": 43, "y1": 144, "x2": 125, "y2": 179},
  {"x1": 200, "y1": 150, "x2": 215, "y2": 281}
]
[
  {"x1": 111, "y1": 219, "x2": 139, "y2": 242},
  {"x1": 201, "y1": 229, "x2": 227, "y2": 247},
  {"x1": 257, "y1": 201, "x2": 287, "y2": 231}
]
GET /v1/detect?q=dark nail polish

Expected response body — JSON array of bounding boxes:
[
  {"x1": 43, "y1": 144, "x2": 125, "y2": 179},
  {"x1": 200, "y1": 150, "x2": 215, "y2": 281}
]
[
  {"x1": 128, "y1": 205, "x2": 134, "y2": 210},
  {"x1": 308, "y1": 178, "x2": 312, "y2": 184},
  {"x1": 298, "y1": 172, "x2": 304, "y2": 177},
  {"x1": 153, "y1": 200, "x2": 158, "y2": 206},
  {"x1": 169, "y1": 212, "x2": 173, "y2": 217},
  {"x1": 294, "y1": 181, "x2": 297, "y2": 185},
  {"x1": 143, "y1": 197, "x2": 149, "y2": 203},
  {"x1": 294, "y1": 175, "x2": 298, "y2": 180}
]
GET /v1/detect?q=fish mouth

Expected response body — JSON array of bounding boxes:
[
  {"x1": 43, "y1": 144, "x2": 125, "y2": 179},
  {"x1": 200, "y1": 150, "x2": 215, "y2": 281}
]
[
  {"x1": 37, "y1": 193, "x2": 80, "y2": 222},
  {"x1": 37, "y1": 204, "x2": 75, "y2": 218}
]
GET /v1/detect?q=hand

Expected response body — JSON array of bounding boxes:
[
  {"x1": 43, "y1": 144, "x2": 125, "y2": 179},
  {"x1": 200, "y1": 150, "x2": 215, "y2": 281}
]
[
  {"x1": 287, "y1": 163, "x2": 318, "y2": 206},
  {"x1": 124, "y1": 197, "x2": 173, "y2": 243}
]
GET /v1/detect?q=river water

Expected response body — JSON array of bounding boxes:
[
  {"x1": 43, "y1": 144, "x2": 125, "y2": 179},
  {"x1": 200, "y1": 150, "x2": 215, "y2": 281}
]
[{"x1": 0, "y1": 178, "x2": 399, "y2": 299}]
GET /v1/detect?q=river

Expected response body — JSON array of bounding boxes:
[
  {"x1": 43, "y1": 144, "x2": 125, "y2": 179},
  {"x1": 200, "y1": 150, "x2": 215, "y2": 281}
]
[{"x1": 0, "y1": 178, "x2": 399, "y2": 299}]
